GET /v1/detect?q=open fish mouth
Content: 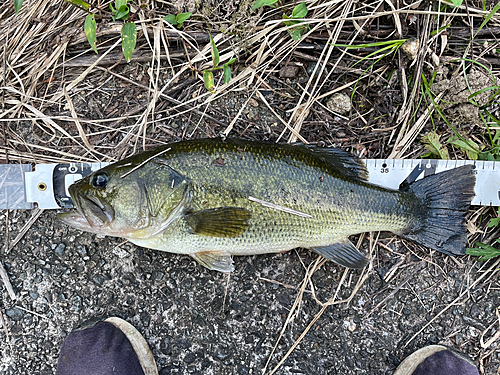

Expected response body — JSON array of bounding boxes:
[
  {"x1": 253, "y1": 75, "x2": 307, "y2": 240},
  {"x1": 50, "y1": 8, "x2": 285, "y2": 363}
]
[{"x1": 57, "y1": 185, "x2": 114, "y2": 232}]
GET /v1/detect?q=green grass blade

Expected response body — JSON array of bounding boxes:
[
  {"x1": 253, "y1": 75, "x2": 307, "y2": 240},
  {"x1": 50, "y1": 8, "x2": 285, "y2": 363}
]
[
  {"x1": 121, "y1": 22, "x2": 137, "y2": 63},
  {"x1": 14, "y1": 0, "x2": 23, "y2": 13},
  {"x1": 468, "y1": 86, "x2": 500, "y2": 105},
  {"x1": 84, "y1": 14, "x2": 98, "y2": 54},
  {"x1": 333, "y1": 40, "x2": 406, "y2": 49},
  {"x1": 476, "y1": 1, "x2": 500, "y2": 36}
]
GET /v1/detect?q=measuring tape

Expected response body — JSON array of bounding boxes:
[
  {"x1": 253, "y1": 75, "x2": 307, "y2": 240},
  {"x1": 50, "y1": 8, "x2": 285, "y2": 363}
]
[
  {"x1": 0, "y1": 159, "x2": 498, "y2": 210},
  {"x1": 366, "y1": 159, "x2": 499, "y2": 206}
]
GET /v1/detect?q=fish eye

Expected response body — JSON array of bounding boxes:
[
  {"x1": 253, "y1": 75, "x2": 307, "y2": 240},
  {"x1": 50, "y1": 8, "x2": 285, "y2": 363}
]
[{"x1": 91, "y1": 172, "x2": 109, "y2": 188}]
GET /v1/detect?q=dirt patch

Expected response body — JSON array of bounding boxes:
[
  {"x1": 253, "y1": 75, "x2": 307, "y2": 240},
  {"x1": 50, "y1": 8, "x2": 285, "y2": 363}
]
[{"x1": 432, "y1": 66, "x2": 495, "y2": 125}]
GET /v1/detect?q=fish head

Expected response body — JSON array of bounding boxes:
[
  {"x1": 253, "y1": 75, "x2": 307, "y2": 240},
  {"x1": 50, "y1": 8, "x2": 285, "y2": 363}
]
[{"x1": 58, "y1": 157, "x2": 190, "y2": 238}]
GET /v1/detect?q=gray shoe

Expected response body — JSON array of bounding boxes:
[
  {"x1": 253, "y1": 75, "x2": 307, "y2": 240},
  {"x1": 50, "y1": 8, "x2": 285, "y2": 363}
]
[
  {"x1": 394, "y1": 345, "x2": 479, "y2": 375},
  {"x1": 56, "y1": 317, "x2": 158, "y2": 375}
]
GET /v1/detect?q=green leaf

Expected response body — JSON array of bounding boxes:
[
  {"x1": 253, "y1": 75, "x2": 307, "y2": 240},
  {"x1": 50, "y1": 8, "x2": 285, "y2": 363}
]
[
  {"x1": 252, "y1": 0, "x2": 279, "y2": 9},
  {"x1": 448, "y1": 136, "x2": 482, "y2": 160},
  {"x1": 488, "y1": 217, "x2": 500, "y2": 228},
  {"x1": 64, "y1": 0, "x2": 90, "y2": 9},
  {"x1": 84, "y1": 14, "x2": 98, "y2": 54},
  {"x1": 121, "y1": 22, "x2": 137, "y2": 63},
  {"x1": 176, "y1": 12, "x2": 192, "y2": 25},
  {"x1": 487, "y1": 207, "x2": 500, "y2": 228},
  {"x1": 466, "y1": 241, "x2": 500, "y2": 261},
  {"x1": 289, "y1": 27, "x2": 305, "y2": 41},
  {"x1": 291, "y1": 3, "x2": 308, "y2": 18},
  {"x1": 115, "y1": 4, "x2": 129, "y2": 20},
  {"x1": 163, "y1": 14, "x2": 177, "y2": 25},
  {"x1": 14, "y1": 0, "x2": 23, "y2": 13},
  {"x1": 223, "y1": 64, "x2": 231, "y2": 84},
  {"x1": 282, "y1": 14, "x2": 298, "y2": 27},
  {"x1": 115, "y1": 0, "x2": 127, "y2": 8},
  {"x1": 226, "y1": 57, "x2": 237, "y2": 65},
  {"x1": 203, "y1": 70, "x2": 215, "y2": 93},
  {"x1": 451, "y1": 0, "x2": 463, "y2": 7},
  {"x1": 421, "y1": 131, "x2": 449, "y2": 159},
  {"x1": 210, "y1": 34, "x2": 219, "y2": 67}
]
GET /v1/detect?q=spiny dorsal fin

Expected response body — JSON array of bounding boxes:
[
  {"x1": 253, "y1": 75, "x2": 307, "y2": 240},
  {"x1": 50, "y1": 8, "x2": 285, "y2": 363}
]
[
  {"x1": 185, "y1": 207, "x2": 251, "y2": 238},
  {"x1": 311, "y1": 240, "x2": 369, "y2": 269},
  {"x1": 191, "y1": 250, "x2": 234, "y2": 273},
  {"x1": 303, "y1": 146, "x2": 368, "y2": 181}
]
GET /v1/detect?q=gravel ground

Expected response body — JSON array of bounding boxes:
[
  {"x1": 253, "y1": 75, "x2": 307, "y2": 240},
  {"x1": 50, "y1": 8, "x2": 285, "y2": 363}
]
[
  {"x1": 2, "y1": 0, "x2": 500, "y2": 373},
  {"x1": 1, "y1": 209, "x2": 499, "y2": 374}
]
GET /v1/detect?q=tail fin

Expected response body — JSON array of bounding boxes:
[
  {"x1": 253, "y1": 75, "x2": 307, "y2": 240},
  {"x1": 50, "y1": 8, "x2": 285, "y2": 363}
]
[{"x1": 398, "y1": 165, "x2": 476, "y2": 255}]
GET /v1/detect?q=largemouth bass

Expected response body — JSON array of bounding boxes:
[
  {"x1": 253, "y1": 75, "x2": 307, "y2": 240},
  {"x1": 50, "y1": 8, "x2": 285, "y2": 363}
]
[{"x1": 58, "y1": 138, "x2": 476, "y2": 272}]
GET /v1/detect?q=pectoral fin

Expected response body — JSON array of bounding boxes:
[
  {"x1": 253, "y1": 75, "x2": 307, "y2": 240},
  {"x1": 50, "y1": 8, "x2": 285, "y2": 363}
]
[
  {"x1": 191, "y1": 250, "x2": 235, "y2": 273},
  {"x1": 185, "y1": 207, "x2": 251, "y2": 238},
  {"x1": 311, "y1": 241, "x2": 369, "y2": 269}
]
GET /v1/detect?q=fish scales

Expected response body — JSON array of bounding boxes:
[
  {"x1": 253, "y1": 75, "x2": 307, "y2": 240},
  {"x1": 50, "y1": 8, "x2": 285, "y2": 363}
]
[
  {"x1": 59, "y1": 138, "x2": 476, "y2": 272},
  {"x1": 130, "y1": 140, "x2": 412, "y2": 253}
]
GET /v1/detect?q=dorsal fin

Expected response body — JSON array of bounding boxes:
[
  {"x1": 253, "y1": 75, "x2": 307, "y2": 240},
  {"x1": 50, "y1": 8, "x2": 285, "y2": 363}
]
[{"x1": 302, "y1": 145, "x2": 369, "y2": 181}]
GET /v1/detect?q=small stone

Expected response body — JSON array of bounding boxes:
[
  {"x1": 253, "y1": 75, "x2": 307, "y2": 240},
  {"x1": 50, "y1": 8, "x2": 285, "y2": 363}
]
[
  {"x1": 76, "y1": 245, "x2": 87, "y2": 256},
  {"x1": 237, "y1": 364, "x2": 250, "y2": 374},
  {"x1": 279, "y1": 65, "x2": 299, "y2": 78},
  {"x1": 54, "y1": 243, "x2": 66, "y2": 257},
  {"x1": 6, "y1": 307, "x2": 24, "y2": 321},
  {"x1": 92, "y1": 274, "x2": 105, "y2": 286},
  {"x1": 152, "y1": 271, "x2": 165, "y2": 282},
  {"x1": 112, "y1": 246, "x2": 130, "y2": 259},
  {"x1": 307, "y1": 62, "x2": 323, "y2": 75},
  {"x1": 184, "y1": 353, "x2": 196, "y2": 364},
  {"x1": 343, "y1": 320, "x2": 356, "y2": 332},
  {"x1": 160, "y1": 338, "x2": 171, "y2": 355},
  {"x1": 176, "y1": 338, "x2": 191, "y2": 349},
  {"x1": 326, "y1": 93, "x2": 352, "y2": 115},
  {"x1": 140, "y1": 311, "x2": 151, "y2": 327},
  {"x1": 71, "y1": 295, "x2": 82, "y2": 313},
  {"x1": 215, "y1": 348, "x2": 232, "y2": 360},
  {"x1": 248, "y1": 98, "x2": 259, "y2": 107},
  {"x1": 401, "y1": 38, "x2": 419, "y2": 60},
  {"x1": 29, "y1": 291, "x2": 39, "y2": 300}
]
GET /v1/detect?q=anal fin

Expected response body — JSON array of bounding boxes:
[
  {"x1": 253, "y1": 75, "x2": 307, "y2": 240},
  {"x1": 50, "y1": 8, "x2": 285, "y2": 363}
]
[
  {"x1": 191, "y1": 250, "x2": 235, "y2": 273},
  {"x1": 311, "y1": 241, "x2": 368, "y2": 269}
]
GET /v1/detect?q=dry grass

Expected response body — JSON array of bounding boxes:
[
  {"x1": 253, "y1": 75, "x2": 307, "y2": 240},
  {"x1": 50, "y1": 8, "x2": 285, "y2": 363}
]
[{"x1": 2, "y1": 0, "x2": 500, "y2": 373}]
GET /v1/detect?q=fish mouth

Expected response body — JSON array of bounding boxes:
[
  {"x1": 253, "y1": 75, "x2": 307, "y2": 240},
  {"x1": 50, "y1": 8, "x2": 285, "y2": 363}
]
[{"x1": 57, "y1": 185, "x2": 114, "y2": 232}]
